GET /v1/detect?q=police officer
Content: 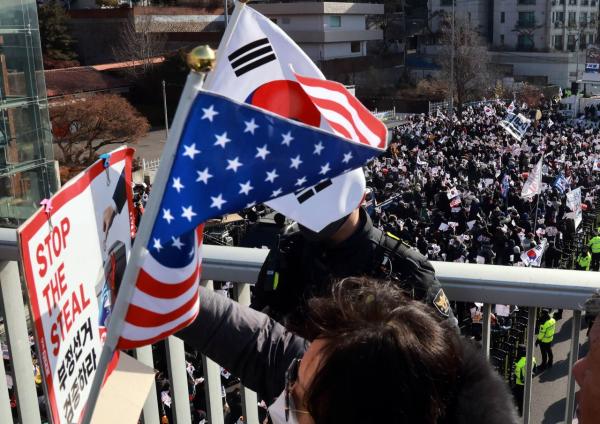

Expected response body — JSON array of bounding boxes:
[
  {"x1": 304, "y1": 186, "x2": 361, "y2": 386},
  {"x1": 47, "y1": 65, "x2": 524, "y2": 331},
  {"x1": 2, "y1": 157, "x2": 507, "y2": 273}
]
[
  {"x1": 577, "y1": 247, "x2": 592, "y2": 271},
  {"x1": 589, "y1": 232, "x2": 600, "y2": 271},
  {"x1": 512, "y1": 344, "x2": 537, "y2": 416},
  {"x1": 252, "y1": 206, "x2": 455, "y2": 327},
  {"x1": 536, "y1": 309, "x2": 556, "y2": 371}
]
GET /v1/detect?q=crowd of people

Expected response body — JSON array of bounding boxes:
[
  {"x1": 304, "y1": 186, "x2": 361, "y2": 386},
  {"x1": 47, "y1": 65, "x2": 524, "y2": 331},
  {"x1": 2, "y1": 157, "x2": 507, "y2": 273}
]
[{"x1": 365, "y1": 98, "x2": 600, "y2": 269}]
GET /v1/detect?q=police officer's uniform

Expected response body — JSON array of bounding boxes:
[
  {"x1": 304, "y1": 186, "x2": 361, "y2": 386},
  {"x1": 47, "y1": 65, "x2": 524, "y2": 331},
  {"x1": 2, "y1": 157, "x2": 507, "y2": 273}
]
[
  {"x1": 589, "y1": 234, "x2": 600, "y2": 271},
  {"x1": 252, "y1": 207, "x2": 454, "y2": 327}
]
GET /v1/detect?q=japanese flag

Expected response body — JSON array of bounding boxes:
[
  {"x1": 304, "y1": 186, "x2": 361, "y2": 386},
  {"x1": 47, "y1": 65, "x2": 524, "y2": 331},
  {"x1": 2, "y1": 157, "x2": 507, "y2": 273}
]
[{"x1": 205, "y1": 4, "x2": 367, "y2": 231}]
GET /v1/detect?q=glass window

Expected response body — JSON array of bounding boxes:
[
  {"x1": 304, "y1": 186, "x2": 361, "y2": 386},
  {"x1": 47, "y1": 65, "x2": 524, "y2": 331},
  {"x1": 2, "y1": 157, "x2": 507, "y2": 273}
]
[
  {"x1": 441, "y1": 0, "x2": 453, "y2": 6},
  {"x1": 517, "y1": 34, "x2": 535, "y2": 50},
  {"x1": 568, "y1": 11, "x2": 577, "y2": 26},
  {"x1": 569, "y1": 0, "x2": 577, "y2": 5},
  {"x1": 282, "y1": 17, "x2": 291, "y2": 24},
  {"x1": 0, "y1": 0, "x2": 57, "y2": 224},
  {"x1": 329, "y1": 16, "x2": 341, "y2": 28},
  {"x1": 518, "y1": 12, "x2": 536, "y2": 27},
  {"x1": 500, "y1": 34, "x2": 505, "y2": 44},
  {"x1": 500, "y1": 12, "x2": 505, "y2": 23},
  {"x1": 518, "y1": 0, "x2": 536, "y2": 4},
  {"x1": 350, "y1": 42, "x2": 361, "y2": 53},
  {"x1": 580, "y1": 12, "x2": 588, "y2": 23},
  {"x1": 554, "y1": 35, "x2": 564, "y2": 50},
  {"x1": 567, "y1": 34, "x2": 577, "y2": 51}
]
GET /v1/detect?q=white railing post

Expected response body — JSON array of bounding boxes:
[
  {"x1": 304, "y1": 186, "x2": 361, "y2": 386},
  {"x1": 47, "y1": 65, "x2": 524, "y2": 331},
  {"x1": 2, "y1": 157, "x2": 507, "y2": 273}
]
[
  {"x1": 233, "y1": 283, "x2": 259, "y2": 424},
  {"x1": 481, "y1": 303, "x2": 492, "y2": 360},
  {"x1": 134, "y1": 346, "x2": 160, "y2": 424},
  {"x1": 0, "y1": 260, "x2": 41, "y2": 424},
  {"x1": 523, "y1": 307, "x2": 537, "y2": 424},
  {"x1": 165, "y1": 336, "x2": 192, "y2": 424},
  {"x1": 200, "y1": 280, "x2": 225, "y2": 424},
  {"x1": 564, "y1": 310, "x2": 582, "y2": 424},
  {"x1": 0, "y1": 329, "x2": 13, "y2": 424}
]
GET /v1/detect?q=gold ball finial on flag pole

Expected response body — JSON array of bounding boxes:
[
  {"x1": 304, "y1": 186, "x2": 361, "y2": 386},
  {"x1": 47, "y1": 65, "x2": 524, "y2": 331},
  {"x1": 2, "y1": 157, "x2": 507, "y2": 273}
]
[{"x1": 187, "y1": 45, "x2": 216, "y2": 73}]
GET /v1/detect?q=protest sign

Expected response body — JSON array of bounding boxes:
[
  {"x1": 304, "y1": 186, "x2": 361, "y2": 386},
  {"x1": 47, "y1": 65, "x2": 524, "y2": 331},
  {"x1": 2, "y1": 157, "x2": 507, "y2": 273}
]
[
  {"x1": 499, "y1": 113, "x2": 531, "y2": 141},
  {"x1": 18, "y1": 147, "x2": 135, "y2": 424},
  {"x1": 566, "y1": 187, "x2": 583, "y2": 229}
]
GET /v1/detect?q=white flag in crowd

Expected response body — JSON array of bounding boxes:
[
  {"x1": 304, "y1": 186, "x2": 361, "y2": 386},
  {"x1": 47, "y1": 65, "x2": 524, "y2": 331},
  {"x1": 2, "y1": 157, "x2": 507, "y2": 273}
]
[
  {"x1": 566, "y1": 187, "x2": 583, "y2": 228},
  {"x1": 507, "y1": 101, "x2": 515, "y2": 114},
  {"x1": 521, "y1": 158, "x2": 543, "y2": 198},
  {"x1": 484, "y1": 106, "x2": 495, "y2": 117},
  {"x1": 593, "y1": 158, "x2": 600, "y2": 172},
  {"x1": 520, "y1": 240, "x2": 547, "y2": 267}
]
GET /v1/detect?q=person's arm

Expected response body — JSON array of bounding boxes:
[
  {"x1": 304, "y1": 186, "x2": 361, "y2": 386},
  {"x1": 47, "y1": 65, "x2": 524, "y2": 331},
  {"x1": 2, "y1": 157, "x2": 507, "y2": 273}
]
[{"x1": 176, "y1": 287, "x2": 308, "y2": 402}]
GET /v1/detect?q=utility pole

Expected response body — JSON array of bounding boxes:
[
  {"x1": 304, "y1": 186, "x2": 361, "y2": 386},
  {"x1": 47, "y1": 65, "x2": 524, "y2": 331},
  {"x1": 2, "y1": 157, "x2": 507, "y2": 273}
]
[{"x1": 162, "y1": 80, "x2": 169, "y2": 139}]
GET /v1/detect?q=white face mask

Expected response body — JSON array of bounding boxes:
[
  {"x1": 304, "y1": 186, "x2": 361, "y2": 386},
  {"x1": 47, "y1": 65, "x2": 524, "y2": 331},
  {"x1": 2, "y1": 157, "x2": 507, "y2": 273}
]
[{"x1": 268, "y1": 389, "x2": 300, "y2": 424}]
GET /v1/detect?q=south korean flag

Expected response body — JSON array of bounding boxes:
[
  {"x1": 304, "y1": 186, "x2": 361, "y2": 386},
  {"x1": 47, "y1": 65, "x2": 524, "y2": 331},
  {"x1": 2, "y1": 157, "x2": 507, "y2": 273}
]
[{"x1": 205, "y1": 4, "x2": 367, "y2": 231}]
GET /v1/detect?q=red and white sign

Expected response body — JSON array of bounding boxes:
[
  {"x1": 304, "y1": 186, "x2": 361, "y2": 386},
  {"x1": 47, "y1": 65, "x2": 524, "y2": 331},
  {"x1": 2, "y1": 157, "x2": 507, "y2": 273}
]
[{"x1": 18, "y1": 148, "x2": 134, "y2": 424}]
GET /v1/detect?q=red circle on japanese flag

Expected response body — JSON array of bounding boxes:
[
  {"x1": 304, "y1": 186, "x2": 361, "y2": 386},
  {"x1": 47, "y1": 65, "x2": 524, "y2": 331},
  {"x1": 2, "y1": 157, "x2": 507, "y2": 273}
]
[{"x1": 248, "y1": 80, "x2": 321, "y2": 127}]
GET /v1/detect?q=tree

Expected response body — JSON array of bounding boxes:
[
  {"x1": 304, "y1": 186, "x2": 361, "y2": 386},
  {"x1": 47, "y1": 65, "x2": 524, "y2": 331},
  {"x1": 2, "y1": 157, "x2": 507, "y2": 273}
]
[
  {"x1": 38, "y1": 1, "x2": 78, "y2": 67},
  {"x1": 112, "y1": 16, "x2": 167, "y2": 78},
  {"x1": 436, "y1": 16, "x2": 494, "y2": 107},
  {"x1": 50, "y1": 94, "x2": 150, "y2": 167}
]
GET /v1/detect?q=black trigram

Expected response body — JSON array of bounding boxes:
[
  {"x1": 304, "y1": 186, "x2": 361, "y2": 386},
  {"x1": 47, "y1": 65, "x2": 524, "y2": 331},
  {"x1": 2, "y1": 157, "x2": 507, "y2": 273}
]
[
  {"x1": 295, "y1": 179, "x2": 333, "y2": 204},
  {"x1": 228, "y1": 38, "x2": 277, "y2": 77}
]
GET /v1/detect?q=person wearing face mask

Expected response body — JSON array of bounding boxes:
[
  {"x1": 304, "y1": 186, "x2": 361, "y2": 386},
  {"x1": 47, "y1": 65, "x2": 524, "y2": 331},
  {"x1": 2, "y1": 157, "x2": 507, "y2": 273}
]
[
  {"x1": 573, "y1": 293, "x2": 600, "y2": 424},
  {"x1": 178, "y1": 277, "x2": 518, "y2": 424},
  {"x1": 251, "y1": 205, "x2": 455, "y2": 328}
]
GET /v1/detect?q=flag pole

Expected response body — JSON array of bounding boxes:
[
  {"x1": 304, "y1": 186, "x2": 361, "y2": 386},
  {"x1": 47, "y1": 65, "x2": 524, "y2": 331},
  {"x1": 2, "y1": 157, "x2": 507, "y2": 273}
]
[
  {"x1": 532, "y1": 153, "x2": 545, "y2": 234},
  {"x1": 81, "y1": 48, "x2": 215, "y2": 424}
]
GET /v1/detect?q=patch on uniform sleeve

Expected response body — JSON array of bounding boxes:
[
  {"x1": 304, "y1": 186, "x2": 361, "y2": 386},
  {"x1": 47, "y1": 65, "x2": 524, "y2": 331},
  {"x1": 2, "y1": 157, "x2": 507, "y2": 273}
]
[{"x1": 433, "y1": 289, "x2": 450, "y2": 317}]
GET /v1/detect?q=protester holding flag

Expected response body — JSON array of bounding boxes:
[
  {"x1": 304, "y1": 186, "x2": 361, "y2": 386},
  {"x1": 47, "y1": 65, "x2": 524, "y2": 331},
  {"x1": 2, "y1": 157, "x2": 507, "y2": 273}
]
[{"x1": 178, "y1": 277, "x2": 518, "y2": 424}]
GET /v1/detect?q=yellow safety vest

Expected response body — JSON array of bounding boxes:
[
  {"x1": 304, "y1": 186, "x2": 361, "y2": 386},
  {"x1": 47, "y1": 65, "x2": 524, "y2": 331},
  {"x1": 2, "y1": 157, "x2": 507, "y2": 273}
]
[
  {"x1": 589, "y1": 236, "x2": 600, "y2": 254},
  {"x1": 578, "y1": 253, "x2": 592, "y2": 270},
  {"x1": 537, "y1": 318, "x2": 556, "y2": 343},
  {"x1": 514, "y1": 356, "x2": 537, "y2": 386}
]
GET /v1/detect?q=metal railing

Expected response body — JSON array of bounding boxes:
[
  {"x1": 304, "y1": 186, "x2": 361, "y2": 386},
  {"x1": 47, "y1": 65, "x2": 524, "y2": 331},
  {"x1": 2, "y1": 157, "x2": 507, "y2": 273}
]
[{"x1": 0, "y1": 236, "x2": 599, "y2": 423}]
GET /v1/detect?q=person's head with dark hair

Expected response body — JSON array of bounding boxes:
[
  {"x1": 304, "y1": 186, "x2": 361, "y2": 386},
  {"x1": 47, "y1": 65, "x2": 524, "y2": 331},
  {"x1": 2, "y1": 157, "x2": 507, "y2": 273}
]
[{"x1": 272, "y1": 277, "x2": 516, "y2": 424}]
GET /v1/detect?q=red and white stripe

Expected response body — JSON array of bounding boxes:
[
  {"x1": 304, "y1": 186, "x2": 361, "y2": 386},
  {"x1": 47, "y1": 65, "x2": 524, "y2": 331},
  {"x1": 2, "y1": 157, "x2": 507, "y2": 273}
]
[
  {"x1": 117, "y1": 226, "x2": 204, "y2": 349},
  {"x1": 294, "y1": 72, "x2": 387, "y2": 150}
]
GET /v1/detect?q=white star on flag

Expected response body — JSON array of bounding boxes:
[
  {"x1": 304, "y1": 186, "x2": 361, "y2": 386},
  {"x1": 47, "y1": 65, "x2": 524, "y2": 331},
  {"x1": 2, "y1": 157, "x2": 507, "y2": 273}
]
[
  {"x1": 239, "y1": 180, "x2": 254, "y2": 195},
  {"x1": 181, "y1": 205, "x2": 197, "y2": 222},
  {"x1": 314, "y1": 142, "x2": 324, "y2": 155},
  {"x1": 172, "y1": 177, "x2": 185, "y2": 193},
  {"x1": 183, "y1": 143, "x2": 200, "y2": 159},
  {"x1": 255, "y1": 145, "x2": 270, "y2": 160},
  {"x1": 171, "y1": 237, "x2": 185, "y2": 250},
  {"x1": 244, "y1": 119, "x2": 259, "y2": 134},
  {"x1": 153, "y1": 238, "x2": 163, "y2": 252},
  {"x1": 210, "y1": 194, "x2": 227, "y2": 210},
  {"x1": 265, "y1": 169, "x2": 279, "y2": 183},
  {"x1": 281, "y1": 131, "x2": 294, "y2": 146},
  {"x1": 271, "y1": 188, "x2": 283, "y2": 197},
  {"x1": 342, "y1": 152, "x2": 353, "y2": 164},
  {"x1": 226, "y1": 157, "x2": 243, "y2": 172},
  {"x1": 196, "y1": 167, "x2": 213, "y2": 184},
  {"x1": 214, "y1": 132, "x2": 231, "y2": 149},
  {"x1": 201, "y1": 105, "x2": 219, "y2": 122},
  {"x1": 162, "y1": 208, "x2": 174, "y2": 224},
  {"x1": 319, "y1": 163, "x2": 331, "y2": 175},
  {"x1": 295, "y1": 176, "x2": 307, "y2": 186},
  {"x1": 290, "y1": 155, "x2": 302, "y2": 169}
]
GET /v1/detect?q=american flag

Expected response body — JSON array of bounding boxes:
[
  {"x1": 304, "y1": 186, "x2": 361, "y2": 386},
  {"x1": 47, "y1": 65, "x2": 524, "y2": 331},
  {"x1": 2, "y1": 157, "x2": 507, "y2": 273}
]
[
  {"x1": 293, "y1": 72, "x2": 387, "y2": 149},
  {"x1": 116, "y1": 90, "x2": 383, "y2": 348}
]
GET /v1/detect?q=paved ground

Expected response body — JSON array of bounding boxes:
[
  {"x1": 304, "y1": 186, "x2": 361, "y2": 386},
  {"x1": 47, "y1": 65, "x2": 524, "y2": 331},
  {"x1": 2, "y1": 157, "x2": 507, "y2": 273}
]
[
  {"x1": 97, "y1": 128, "x2": 167, "y2": 161},
  {"x1": 530, "y1": 310, "x2": 589, "y2": 424}
]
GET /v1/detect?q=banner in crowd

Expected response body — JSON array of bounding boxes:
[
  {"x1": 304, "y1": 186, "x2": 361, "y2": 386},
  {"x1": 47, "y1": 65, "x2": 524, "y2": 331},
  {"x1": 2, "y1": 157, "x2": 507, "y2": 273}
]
[
  {"x1": 500, "y1": 113, "x2": 531, "y2": 141},
  {"x1": 583, "y1": 45, "x2": 600, "y2": 82},
  {"x1": 521, "y1": 158, "x2": 543, "y2": 199},
  {"x1": 553, "y1": 173, "x2": 569, "y2": 194},
  {"x1": 18, "y1": 147, "x2": 134, "y2": 424},
  {"x1": 566, "y1": 187, "x2": 583, "y2": 229},
  {"x1": 520, "y1": 240, "x2": 547, "y2": 267}
]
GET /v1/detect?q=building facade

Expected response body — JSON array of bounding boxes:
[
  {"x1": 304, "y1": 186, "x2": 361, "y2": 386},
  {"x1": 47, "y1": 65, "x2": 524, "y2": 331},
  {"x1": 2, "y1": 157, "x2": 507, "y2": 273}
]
[
  {"x1": 0, "y1": 0, "x2": 58, "y2": 226},
  {"x1": 492, "y1": 0, "x2": 598, "y2": 52},
  {"x1": 429, "y1": 0, "x2": 492, "y2": 39},
  {"x1": 250, "y1": 2, "x2": 384, "y2": 61}
]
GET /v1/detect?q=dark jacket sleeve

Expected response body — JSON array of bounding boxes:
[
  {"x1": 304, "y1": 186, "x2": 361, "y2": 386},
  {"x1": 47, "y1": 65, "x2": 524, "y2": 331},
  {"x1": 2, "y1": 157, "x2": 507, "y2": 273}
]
[{"x1": 176, "y1": 287, "x2": 308, "y2": 402}]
